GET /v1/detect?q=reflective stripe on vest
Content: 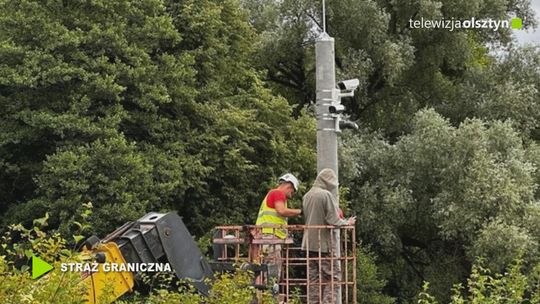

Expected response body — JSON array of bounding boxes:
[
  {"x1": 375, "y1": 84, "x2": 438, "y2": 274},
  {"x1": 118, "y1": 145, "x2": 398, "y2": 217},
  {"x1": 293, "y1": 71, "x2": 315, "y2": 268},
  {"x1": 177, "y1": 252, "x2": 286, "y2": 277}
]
[{"x1": 255, "y1": 193, "x2": 287, "y2": 239}]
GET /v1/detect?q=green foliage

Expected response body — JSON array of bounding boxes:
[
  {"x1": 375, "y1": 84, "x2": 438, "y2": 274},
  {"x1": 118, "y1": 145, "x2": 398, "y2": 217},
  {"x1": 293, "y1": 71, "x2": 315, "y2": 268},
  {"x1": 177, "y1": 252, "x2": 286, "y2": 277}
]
[
  {"x1": 357, "y1": 247, "x2": 396, "y2": 304},
  {"x1": 207, "y1": 271, "x2": 261, "y2": 304},
  {"x1": 341, "y1": 109, "x2": 540, "y2": 301},
  {"x1": 0, "y1": 256, "x2": 85, "y2": 304},
  {"x1": 418, "y1": 282, "x2": 439, "y2": 304},
  {"x1": 1, "y1": 213, "x2": 280, "y2": 303},
  {"x1": 421, "y1": 258, "x2": 540, "y2": 303},
  {"x1": 244, "y1": 0, "x2": 538, "y2": 134},
  {"x1": 35, "y1": 136, "x2": 155, "y2": 234},
  {"x1": 126, "y1": 287, "x2": 203, "y2": 304},
  {"x1": 0, "y1": 2, "x2": 317, "y2": 300},
  {"x1": 446, "y1": 46, "x2": 540, "y2": 140},
  {"x1": 0, "y1": 214, "x2": 85, "y2": 303},
  {"x1": 0, "y1": 0, "x2": 316, "y2": 237},
  {"x1": 121, "y1": 271, "x2": 282, "y2": 304}
]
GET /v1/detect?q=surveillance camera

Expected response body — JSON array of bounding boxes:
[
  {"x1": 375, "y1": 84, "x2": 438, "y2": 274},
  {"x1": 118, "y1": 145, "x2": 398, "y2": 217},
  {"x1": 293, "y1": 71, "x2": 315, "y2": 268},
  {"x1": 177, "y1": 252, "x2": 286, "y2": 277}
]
[
  {"x1": 337, "y1": 79, "x2": 360, "y2": 91},
  {"x1": 329, "y1": 104, "x2": 345, "y2": 114}
]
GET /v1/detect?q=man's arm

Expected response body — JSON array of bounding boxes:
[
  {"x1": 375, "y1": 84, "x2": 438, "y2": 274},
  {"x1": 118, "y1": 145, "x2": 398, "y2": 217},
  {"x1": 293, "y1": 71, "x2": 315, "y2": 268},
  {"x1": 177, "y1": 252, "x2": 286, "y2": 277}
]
[
  {"x1": 274, "y1": 201, "x2": 301, "y2": 217},
  {"x1": 323, "y1": 193, "x2": 351, "y2": 226}
]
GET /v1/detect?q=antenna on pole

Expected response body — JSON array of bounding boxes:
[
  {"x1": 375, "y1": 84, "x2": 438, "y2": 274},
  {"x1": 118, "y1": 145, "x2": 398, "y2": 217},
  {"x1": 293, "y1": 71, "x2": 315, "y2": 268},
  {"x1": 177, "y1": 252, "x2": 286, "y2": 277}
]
[{"x1": 322, "y1": 0, "x2": 326, "y2": 32}]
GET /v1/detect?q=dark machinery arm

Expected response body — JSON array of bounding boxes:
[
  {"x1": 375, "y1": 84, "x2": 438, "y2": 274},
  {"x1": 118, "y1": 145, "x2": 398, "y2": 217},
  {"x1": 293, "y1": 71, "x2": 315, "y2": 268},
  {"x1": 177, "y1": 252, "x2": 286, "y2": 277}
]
[{"x1": 113, "y1": 212, "x2": 214, "y2": 295}]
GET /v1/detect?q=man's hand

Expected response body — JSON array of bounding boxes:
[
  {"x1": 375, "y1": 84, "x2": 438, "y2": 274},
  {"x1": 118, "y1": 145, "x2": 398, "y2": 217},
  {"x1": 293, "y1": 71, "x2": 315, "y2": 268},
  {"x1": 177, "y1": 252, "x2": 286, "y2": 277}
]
[{"x1": 346, "y1": 216, "x2": 357, "y2": 225}]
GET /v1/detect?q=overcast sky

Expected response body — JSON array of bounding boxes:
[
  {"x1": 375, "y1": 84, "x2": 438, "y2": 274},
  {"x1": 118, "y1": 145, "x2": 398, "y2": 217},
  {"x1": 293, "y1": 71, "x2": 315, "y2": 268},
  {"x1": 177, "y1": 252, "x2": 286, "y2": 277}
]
[{"x1": 515, "y1": 0, "x2": 540, "y2": 44}]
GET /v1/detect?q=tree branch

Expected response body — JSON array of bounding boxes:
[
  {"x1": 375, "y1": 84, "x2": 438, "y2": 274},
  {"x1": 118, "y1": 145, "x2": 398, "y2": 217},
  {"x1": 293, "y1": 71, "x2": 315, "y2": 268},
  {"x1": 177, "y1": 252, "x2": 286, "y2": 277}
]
[
  {"x1": 305, "y1": 11, "x2": 323, "y2": 31},
  {"x1": 267, "y1": 74, "x2": 299, "y2": 89}
]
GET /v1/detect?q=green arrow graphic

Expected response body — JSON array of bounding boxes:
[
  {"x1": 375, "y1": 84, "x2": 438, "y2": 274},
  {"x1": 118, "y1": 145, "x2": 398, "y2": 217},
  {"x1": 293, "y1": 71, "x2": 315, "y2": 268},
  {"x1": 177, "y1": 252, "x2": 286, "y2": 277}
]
[{"x1": 32, "y1": 256, "x2": 54, "y2": 279}]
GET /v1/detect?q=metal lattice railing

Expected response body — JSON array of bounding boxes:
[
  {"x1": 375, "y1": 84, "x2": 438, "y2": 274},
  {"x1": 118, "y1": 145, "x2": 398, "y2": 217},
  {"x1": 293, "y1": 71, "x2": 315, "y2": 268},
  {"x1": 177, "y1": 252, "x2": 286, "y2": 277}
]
[{"x1": 213, "y1": 225, "x2": 356, "y2": 303}]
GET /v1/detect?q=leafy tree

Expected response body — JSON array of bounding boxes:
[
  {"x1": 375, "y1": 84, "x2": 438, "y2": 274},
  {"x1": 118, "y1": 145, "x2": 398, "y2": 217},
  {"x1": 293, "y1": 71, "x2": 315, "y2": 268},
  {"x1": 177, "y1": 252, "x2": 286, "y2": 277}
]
[
  {"x1": 243, "y1": 0, "x2": 537, "y2": 135},
  {"x1": 0, "y1": 0, "x2": 316, "y2": 236},
  {"x1": 357, "y1": 247, "x2": 396, "y2": 304},
  {"x1": 340, "y1": 109, "x2": 540, "y2": 301},
  {"x1": 419, "y1": 258, "x2": 540, "y2": 303},
  {"x1": 444, "y1": 45, "x2": 540, "y2": 140}
]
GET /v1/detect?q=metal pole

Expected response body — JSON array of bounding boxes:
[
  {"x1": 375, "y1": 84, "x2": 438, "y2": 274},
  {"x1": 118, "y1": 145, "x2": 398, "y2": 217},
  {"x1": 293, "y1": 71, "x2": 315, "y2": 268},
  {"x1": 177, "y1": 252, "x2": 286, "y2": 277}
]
[
  {"x1": 315, "y1": 33, "x2": 338, "y2": 178},
  {"x1": 322, "y1": 0, "x2": 326, "y2": 32},
  {"x1": 315, "y1": 32, "x2": 342, "y2": 304}
]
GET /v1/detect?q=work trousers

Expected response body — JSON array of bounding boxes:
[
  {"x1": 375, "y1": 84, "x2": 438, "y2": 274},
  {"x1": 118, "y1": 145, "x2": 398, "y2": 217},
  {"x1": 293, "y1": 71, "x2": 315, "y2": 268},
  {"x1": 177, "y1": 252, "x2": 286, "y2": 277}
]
[
  {"x1": 307, "y1": 251, "x2": 341, "y2": 304},
  {"x1": 261, "y1": 234, "x2": 283, "y2": 282}
]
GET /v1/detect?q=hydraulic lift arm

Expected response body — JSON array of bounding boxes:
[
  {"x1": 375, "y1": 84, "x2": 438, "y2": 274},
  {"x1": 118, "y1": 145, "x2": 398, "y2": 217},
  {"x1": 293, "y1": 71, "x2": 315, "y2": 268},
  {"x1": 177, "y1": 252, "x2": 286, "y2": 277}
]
[{"x1": 80, "y1": 212, "x2": 213, "y2": 303}]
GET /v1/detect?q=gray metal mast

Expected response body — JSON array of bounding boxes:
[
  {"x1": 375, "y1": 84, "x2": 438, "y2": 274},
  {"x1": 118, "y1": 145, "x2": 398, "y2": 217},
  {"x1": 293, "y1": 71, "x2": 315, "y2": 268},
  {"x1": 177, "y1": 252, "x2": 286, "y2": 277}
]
[
  {"x1": 315, "y1": 33, "x2": 339, "y2": 179},
  {"x1": 315, "y1": 2, "x2": 342, "y2": 303},
  {"x1": 315, "y1": 1, "x2": 359, "y2": 302}
]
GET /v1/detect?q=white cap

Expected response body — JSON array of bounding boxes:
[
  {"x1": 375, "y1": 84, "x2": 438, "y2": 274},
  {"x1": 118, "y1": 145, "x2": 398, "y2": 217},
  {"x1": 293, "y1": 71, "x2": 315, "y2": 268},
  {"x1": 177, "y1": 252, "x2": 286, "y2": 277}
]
[{"x1": 278, "y1": 173, "x2": 299, "y2": 191}]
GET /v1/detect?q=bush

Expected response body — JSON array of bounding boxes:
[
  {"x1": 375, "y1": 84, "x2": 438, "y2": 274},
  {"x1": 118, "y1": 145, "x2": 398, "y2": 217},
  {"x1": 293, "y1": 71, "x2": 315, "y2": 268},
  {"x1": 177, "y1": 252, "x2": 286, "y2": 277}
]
[
  {"x1": 357, "y1": 247, "x2": 396, "y2": 304},
  {"x1": 0, "y1": 214, "x2": 85, "y2": 303},
  {"x1": 0, "y1": 210, "x2": 281, "y2": 303},
  {"x1": 418, "y1": 258, "x2": 540, "y2": 303}
]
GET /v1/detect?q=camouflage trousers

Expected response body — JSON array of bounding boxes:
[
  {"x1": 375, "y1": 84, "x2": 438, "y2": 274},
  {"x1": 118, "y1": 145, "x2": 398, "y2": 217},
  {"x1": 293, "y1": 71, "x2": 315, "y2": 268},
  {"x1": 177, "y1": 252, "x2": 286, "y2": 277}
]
[
  {"x1": 307, "y1": 252, "x2": 341, "y2": 304},
  {"x1": 261, "y1": 234, "x2": 283, "y2": 281}
]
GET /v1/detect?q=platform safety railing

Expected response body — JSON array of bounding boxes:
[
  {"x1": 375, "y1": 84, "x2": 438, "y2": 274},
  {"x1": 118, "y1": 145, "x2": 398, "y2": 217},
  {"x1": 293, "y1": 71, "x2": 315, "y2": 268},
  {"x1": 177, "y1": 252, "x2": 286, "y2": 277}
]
[{"x1": 212, "y1": 225, "x2": 356, "y2": 303}]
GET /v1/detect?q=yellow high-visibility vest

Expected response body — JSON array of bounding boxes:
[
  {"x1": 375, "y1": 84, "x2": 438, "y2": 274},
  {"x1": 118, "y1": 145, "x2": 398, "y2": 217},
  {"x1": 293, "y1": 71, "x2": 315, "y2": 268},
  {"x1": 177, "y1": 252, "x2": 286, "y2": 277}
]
[{"x1": 255, "y1": 193, "x2": 287, "y2": 239}]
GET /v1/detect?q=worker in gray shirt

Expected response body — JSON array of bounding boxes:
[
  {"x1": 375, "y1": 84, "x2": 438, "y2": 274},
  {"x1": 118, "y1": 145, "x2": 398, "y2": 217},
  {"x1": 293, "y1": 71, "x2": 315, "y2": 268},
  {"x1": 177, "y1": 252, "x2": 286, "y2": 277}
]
[{"x1": 301, "y1": 168, "x2": 356, "y2": 303}]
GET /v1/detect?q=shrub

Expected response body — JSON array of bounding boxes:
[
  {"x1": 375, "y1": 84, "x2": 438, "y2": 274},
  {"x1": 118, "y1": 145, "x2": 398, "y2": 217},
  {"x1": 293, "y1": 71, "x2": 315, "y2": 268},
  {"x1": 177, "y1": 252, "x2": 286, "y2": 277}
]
[
  {"x1": 418, "y1": 258, "x2": 540, "y2": 303},
  {"x1": 0, "y1": 211, "x2": 281, "y2": 303}
]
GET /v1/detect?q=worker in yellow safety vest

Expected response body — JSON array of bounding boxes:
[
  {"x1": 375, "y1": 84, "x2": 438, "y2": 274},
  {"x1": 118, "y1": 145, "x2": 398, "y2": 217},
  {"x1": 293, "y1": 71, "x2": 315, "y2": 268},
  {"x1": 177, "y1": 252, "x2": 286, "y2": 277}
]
[{"x1": 255, "y1": 173, "x2": 302, "y2": 281}]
